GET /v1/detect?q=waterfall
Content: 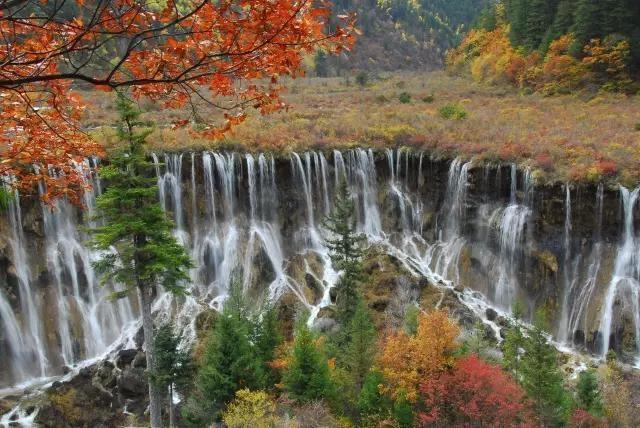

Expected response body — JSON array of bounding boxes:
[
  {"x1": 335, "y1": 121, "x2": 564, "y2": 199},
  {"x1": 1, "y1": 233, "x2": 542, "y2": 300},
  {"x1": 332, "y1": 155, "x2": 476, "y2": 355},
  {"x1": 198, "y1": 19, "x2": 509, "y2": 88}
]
[
  {"x1": 493, "y1": 204, "x2": 530, "y2": 309},
  {"x1": 5, "y1": 149, "x2": 640, "y2": 393},
  {"x1": 567, "y1": 184, "x2": 604, "y2": 346},
  {"x1": 598, "y1": 186, "x2": 640, "y2": 358}
]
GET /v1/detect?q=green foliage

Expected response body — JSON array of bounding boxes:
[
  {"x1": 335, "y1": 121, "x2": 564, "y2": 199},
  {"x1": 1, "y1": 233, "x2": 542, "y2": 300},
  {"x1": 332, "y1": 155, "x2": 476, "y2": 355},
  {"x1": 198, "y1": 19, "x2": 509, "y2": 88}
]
[
  {"x1": 358, "y1": 370, "x2": 391, "y2": 421},
  {"x1": 315, "y1": 49, "x2": 329, "y2": 77},
  {"x1": 343, "y1": 301, "x2": 377, "y2": 401},
  {"x1": 392, "y1": 393, "x2": 413, "y2": 428},
  {"x1": 323, "y1": 180, "x2": 366, "y2": 325},
  {"x1": 375, "y1": 94, "x2": 389, "y2": 103},
  {"x1": 398, "y1": 92, "x2": 411, "y2": 103},
  {"x1": 520, "y1": 312, "x2": 572, "y2": 426},
  {"x1": 462, "y1": 321, "x2": 495, "y2": 361},
  {"x1": 421, "y1": 94, "x2": 435, "y2": 103},
  {"x1": 502, "y1": 307, "x2": 525, "y2": 380},
  {"x1": 576, "y1": 370, "x2": 603, "y2": 416},
  {"x1": 402, "y1": 304, "x2": 419, "y2": 336},
  {"x1": 189, "y1": 281, "x2": 266, "y2": 421},
  {"x1": 151, "y1": 322, "x2": 193, "y2": 392},
  {"x1": 283, "y1": 321, "x2": 333, "y2": 403},
  {"x1": 356, "y1": 71, "x2": 369, "y2": 87},
  {"x1": 439, "y1": 103, "x2": 468, "y2": 120},
  {"x1": 252, "y1": 306, "x2": 283, "y2": 387},
  {"x1": 90, "y1": 95, "x2": 192, "y2": 298},
  {"x1": 0, "y1": 186, "x2": 12, "y2": 211},
  {"x1": 634, "y1": 122, "x2": 640, "y2": 131}
]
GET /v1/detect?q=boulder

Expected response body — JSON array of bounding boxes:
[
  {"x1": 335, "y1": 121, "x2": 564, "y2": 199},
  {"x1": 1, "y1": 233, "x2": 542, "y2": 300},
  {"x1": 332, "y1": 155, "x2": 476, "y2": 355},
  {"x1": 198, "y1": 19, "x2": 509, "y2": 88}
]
[
  {"x1": 485, "y1": 308, "x2": 498, "y2": 321},
  {"x1": 117, "y1": 368, "x2": 147, "y2": 399}
]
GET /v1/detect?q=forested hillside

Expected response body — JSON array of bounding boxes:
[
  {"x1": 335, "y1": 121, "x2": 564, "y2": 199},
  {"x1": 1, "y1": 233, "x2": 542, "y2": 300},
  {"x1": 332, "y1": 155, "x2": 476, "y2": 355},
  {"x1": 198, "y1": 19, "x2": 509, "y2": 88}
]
[
  {"x1": 449, "y1": 0, "x2": 640, "y2": 93},
  {"x1": 323, "y1": 0, "x2": 489, "y2": 71}
]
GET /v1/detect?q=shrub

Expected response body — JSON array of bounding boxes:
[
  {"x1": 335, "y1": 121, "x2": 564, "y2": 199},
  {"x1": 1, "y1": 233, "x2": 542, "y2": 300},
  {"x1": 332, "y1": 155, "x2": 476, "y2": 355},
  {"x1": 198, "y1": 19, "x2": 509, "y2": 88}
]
[
  {"x1": 634, "y1": 122, "x2": 640, "y2": 131},
  {"x1": 398, "y1": 92, "x2": 411, "y2": 103},
  {"x1": 422, "y1": 94, "x2": 435, "y2": 103},
  {"x1": 222, "y1": 389, "x2": 278, "y2": 428},
  {"x1": 439, "y1": 103, "x2": 468, "y2": 120},
  {"x1": 355, "y1": 71, "x2": 369, "y2": 87},
  {"x1": 375, "y1": 94, "x2": 389, "y2": 104}
]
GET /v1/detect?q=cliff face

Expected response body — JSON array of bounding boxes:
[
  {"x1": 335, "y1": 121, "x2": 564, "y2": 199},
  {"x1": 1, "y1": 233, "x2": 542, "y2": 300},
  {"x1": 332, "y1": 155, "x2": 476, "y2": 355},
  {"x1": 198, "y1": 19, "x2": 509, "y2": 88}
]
[{"x1": 0, "y1": 148, "x2": 638, "y2": 390}]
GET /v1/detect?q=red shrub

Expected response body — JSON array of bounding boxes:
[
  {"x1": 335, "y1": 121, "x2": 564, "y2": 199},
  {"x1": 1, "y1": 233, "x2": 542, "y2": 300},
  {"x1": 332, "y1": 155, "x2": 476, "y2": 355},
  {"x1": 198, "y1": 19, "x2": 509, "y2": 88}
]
[
  {"x1": 418, "y1": 354, "x2": 532, "y2": 427},
  {"x1": 569, "y1": 409, "x2": 606, "y2": 428}
]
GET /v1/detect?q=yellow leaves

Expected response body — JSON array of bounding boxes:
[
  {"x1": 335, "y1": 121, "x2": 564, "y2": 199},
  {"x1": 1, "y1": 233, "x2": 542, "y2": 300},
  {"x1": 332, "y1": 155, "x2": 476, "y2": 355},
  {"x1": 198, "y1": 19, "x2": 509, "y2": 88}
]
[
  {"x1": 222, "y1": 389, "x2": 279, "y2": 428},
  {"x1": 377, "y1": 310, "x2": 459, "y2": 403}
]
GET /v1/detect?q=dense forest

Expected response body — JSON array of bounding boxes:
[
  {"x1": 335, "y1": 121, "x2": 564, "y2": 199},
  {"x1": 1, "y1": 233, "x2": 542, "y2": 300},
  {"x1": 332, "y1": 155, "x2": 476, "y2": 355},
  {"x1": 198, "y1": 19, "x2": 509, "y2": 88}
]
[{"x1": 449, "y1": 0, "x2": 640, "y2": 93}]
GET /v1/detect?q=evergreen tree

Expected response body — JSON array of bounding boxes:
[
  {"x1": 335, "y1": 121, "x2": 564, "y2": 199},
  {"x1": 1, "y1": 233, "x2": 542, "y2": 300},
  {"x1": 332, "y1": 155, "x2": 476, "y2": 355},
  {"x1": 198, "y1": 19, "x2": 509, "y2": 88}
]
[
  {"x1": 501, "y1": 303, "x2": 526, "y2": 380},
  {"x1": 314, "y1": 49, "x2": 329, "y2": 77},
  {"x1": 324, "y1": 179, "x2": 366, "y2": 325},
  {"x1": 524, "y1": 0, "x2": 557, "y2": 51},
  {"x1": 90, "y1": 95, "x2": 192, "y2": 428},
  {"x1": 252, "y1": 306, "x2": 283, "y2": 387},
  {"x1": 283, "y1": 321, "x2": 333, "y2": 403},
  {"x1": 576, "y1": 369, "x2": 603, "y2": 416},
  {"x1": 190, "y1": 281, "x2": 265, "y2": 421},
  {"x1": 151, "y1": 322, "x2": 193, "y2": 428},
  {"x1": 505, "y1": 0, "x2": 529, "y2": 47},
  {"x1": 571, "y1": 0, "x2": 601, "y2": 55},
  {"x1": 542, "y1": 0, "x2": 575, "y2": 51},
  {"x1": 520, "y1": 313, "x2": 571, "y2": 427},
  {"x1": 358, "y1": 370, "x2": 392, "y2": 421},
  {"x1": 343, "y1": 300, "x2": 377, "y2": 402},
  {"x1": 393, "y1": 393, "x2": 414, "y2": 428}
]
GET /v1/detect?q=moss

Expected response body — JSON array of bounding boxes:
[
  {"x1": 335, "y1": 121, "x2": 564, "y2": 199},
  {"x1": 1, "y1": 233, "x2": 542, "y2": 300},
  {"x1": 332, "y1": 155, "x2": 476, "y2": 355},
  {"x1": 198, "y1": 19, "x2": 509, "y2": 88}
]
[{"x1": 47, "y1": 388, "x2": 82, "y2": 425}]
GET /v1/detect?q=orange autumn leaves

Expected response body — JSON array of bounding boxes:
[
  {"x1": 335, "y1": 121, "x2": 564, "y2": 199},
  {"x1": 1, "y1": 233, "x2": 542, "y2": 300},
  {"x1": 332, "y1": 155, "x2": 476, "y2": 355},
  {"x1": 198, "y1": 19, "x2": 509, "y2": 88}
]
[
  {"x1": 377, "y1": 310, "x2": 459, "y2": 403},
  {"x1": 0, "y1": 0, "x2": 356, "y2": 201},
  {"x1": 447, "y1": 25, "x2": 633, "y2": 96}
]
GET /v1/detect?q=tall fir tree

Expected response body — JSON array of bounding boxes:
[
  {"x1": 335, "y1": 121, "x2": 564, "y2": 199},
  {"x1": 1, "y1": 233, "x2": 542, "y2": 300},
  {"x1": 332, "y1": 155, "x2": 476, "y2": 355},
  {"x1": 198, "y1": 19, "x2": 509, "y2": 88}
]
[
  {"x1": 252, "y1": 306, "x2": 283, "y2": 387},
  {"x1": 324, "y1": 179, "x2": 366, "y2": 325},
  {"x1": 571, "y1": 0, "x2": 602, "y2": 55},
  {"x1": 151, "y1": 322, "x2": 193, "y2": 428},
  {"x1": 187, "y1": 280, "x2": 265, "y2": 423},
  {"x1": 90, "y1": 95, "x2": 192, "y2": 428},
  {"x1": 341, "y1": 299, "x2": 377, "y2": 417},
  {"x1": 520, "y1": 313, "x2": 571, "y2": 427},
  {"x1": 501, "y1": 302, "x2": 526, "y2": 380},
  {"x1": 524, "y1": 0, "x2": 558, "y2": 50},
  {"x1": 576, "y1": 369, "x2": 603, "y2": 416},
  {"x1": 283, "y1": 321, "x2": 334, "y2": 403}
]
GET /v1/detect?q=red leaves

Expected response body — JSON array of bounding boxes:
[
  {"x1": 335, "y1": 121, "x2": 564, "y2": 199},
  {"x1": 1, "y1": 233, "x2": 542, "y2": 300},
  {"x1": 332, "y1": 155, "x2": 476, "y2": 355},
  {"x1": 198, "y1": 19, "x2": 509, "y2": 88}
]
[
  {"x1": 0, "y1": 0, "x2": 356, "y2": 202},
  {"x1": 418, "y1": 354, "x2": 533, "y2": 427}
]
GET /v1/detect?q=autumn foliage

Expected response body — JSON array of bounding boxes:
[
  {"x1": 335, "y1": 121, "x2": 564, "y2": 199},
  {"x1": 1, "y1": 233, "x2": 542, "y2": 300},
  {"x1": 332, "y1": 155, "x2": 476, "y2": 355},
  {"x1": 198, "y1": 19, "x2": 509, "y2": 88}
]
[
  {"x1": 418, "y1": 354, "x2": 531, "y2": 427},
  {"x1": 377, "y1": 310, "x2": 459, "y2": 402},
  {"x1": 0, "y1": 0, "x2": 355, "y2": 202},
  {"x1": 447, "y1": 26, "x2": 633, "y2": 96}
]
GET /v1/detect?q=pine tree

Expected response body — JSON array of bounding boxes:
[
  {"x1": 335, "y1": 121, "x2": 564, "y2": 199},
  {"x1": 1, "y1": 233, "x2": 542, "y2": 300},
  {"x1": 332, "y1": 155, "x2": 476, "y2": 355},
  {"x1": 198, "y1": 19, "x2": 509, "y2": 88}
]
[
  {"x1": 505, "y1": 0, "x2": 529, "y2": 47},
  {"x1": 191, "y1": 281, "x2": 265, "y2": 420},
  {"x1": 571, "y1": 0, "x2": 601, "y2": 56},
  {"x1": 283, "y1": 321, "x2": 333, "y2": 403},
  {"x1": 343, "y1": 300, "x2": 377, "y2": 402},
  {"x1": 358, "y1": 370, "x2": 392, "y2": 422},
  {"x1": 90, "y1": 94, "x2": 192, "y2": 428},
  {"x1": 502, "y1": 304, "x2": 526, "y2": 380},
  {"x1": 151, "y1": 322, "x2": 193, "y2": 428},
  {"x1": 393, "y1": 393, "x2": 414, "y2": 428},
  {"x1": 324, "y1": 179, "x2": 366, "y2": 325},
  {"x1": 520, "y1": 313, "x2": 571, "y2": 427},
  {"x1": 576, "y1": 369, "x2": 603, "y2": 416},
  {"x1": 542, "y1": 0, "x2": 575, "y2": 52},
  {"x1": 524, "y1": 0, "x2": 557, "y2": 51},
  {"x1": 252, "y1": 306, "x2": 283, "y2": 387}
]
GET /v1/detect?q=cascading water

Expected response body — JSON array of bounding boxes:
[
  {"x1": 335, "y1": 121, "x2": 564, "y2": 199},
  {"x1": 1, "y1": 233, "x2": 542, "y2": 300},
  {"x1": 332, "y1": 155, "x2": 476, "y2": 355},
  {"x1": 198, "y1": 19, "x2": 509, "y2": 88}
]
[
  {"x1": 4, "y1": 149, "x2": 640, "y2": 399},
  {"x1": 598, "y1": 186, "x2": 640, "y2": 359}
]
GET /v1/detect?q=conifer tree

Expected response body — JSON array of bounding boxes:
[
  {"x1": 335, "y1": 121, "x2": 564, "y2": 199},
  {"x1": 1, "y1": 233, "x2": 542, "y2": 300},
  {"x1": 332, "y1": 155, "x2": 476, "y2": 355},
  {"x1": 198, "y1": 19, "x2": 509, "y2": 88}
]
[
  {"x1": 252, "y1": 306, "x2": 283, "y2": 387},
  {"x1": 283, "y1": 321, "x2": 333, "y2": 403},
  {"x1": 151, "y1": 322, "x2": 193, "y2": 428},
  {"x1": 520, "y1": 313, "x2": 571, "y2": 427},
  {"x1": 501, "y1": 303, "x2": 525, "y2": 380},
  {"x1": 358, "y1": 370, "x2": 392, "y2": 422},
  {"x1": 324, "y1": 179, "x2": 366, "y2": 325},
  {"x1": 576, "y1": 369, "x2": 603, "y2": 416},
  {"x1": 91, "y1": 95, "x2": 192, "y2": 427},
  {"x1": 343, "y1": 300, "x2": 377, "y2": 402},
  {"x1": 190, "y1": 280, "x2": 265, "y2": 421},
  {"x1": 571, "y1": 0, "x2": 601, "y2": 55}
]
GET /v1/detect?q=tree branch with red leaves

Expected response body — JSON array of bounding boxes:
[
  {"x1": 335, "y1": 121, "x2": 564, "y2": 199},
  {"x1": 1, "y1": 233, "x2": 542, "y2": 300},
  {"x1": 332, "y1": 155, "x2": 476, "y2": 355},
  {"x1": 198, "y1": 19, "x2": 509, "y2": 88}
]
[{"x1": 0, "y1": 0, "x2": 356, "y2": 203}]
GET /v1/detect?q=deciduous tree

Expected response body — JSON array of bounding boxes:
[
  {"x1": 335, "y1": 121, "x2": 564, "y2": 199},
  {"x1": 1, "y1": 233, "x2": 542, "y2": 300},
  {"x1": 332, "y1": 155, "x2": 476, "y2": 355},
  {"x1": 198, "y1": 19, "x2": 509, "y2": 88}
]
[{"x1": 0, "y1": 0, "x2": 355, "y2": 201}]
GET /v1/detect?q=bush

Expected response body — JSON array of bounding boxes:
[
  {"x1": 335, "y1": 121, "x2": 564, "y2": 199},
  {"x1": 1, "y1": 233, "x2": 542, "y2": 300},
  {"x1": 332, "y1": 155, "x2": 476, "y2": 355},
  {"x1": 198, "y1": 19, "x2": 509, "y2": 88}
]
[
  {"x1": 422, "y1": 94, "x2": 435, "y2": 103},
  {"x1": 356, "y1": 71, "x2": 369, "y2": 87},
  {"x1": 222, "y1": 389, "x2": 278, "y2": 428},
  {"x1": 439, "y1": 103, "x2": 468, "y2": 120},
  {"x1": 375, "y1": 94, "x2": 389, "y2": 104},
  {"x1": 634, "y1": 122, "x2": 640, "y2": 131},
  {"x1": 398, "y1": 92, "x2": 411, "y2": 103}
]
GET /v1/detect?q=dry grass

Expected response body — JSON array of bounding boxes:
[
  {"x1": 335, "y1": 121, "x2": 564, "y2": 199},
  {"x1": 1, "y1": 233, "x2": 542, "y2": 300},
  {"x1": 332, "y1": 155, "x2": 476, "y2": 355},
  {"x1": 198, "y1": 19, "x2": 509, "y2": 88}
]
[{"x1": 82, "y1": 71, "x2": 640, "y2": 185}]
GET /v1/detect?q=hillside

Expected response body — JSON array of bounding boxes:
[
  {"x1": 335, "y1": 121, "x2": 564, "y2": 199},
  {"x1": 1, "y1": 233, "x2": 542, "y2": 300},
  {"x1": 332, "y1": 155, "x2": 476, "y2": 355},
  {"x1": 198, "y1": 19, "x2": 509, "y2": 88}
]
[{"x1": 320, "y1": 0, "x2": 489, "y2": 72}]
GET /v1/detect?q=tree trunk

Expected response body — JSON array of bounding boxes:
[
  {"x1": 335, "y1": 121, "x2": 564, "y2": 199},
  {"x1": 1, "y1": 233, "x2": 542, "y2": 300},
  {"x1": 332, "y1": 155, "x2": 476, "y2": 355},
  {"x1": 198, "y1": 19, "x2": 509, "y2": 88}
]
[
  {"x1": 169, "y1": 385, "x2": 175, "y2": 428},
  {"x1": 139, "y1": 286, "x2": 163, "y2": 428}
]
